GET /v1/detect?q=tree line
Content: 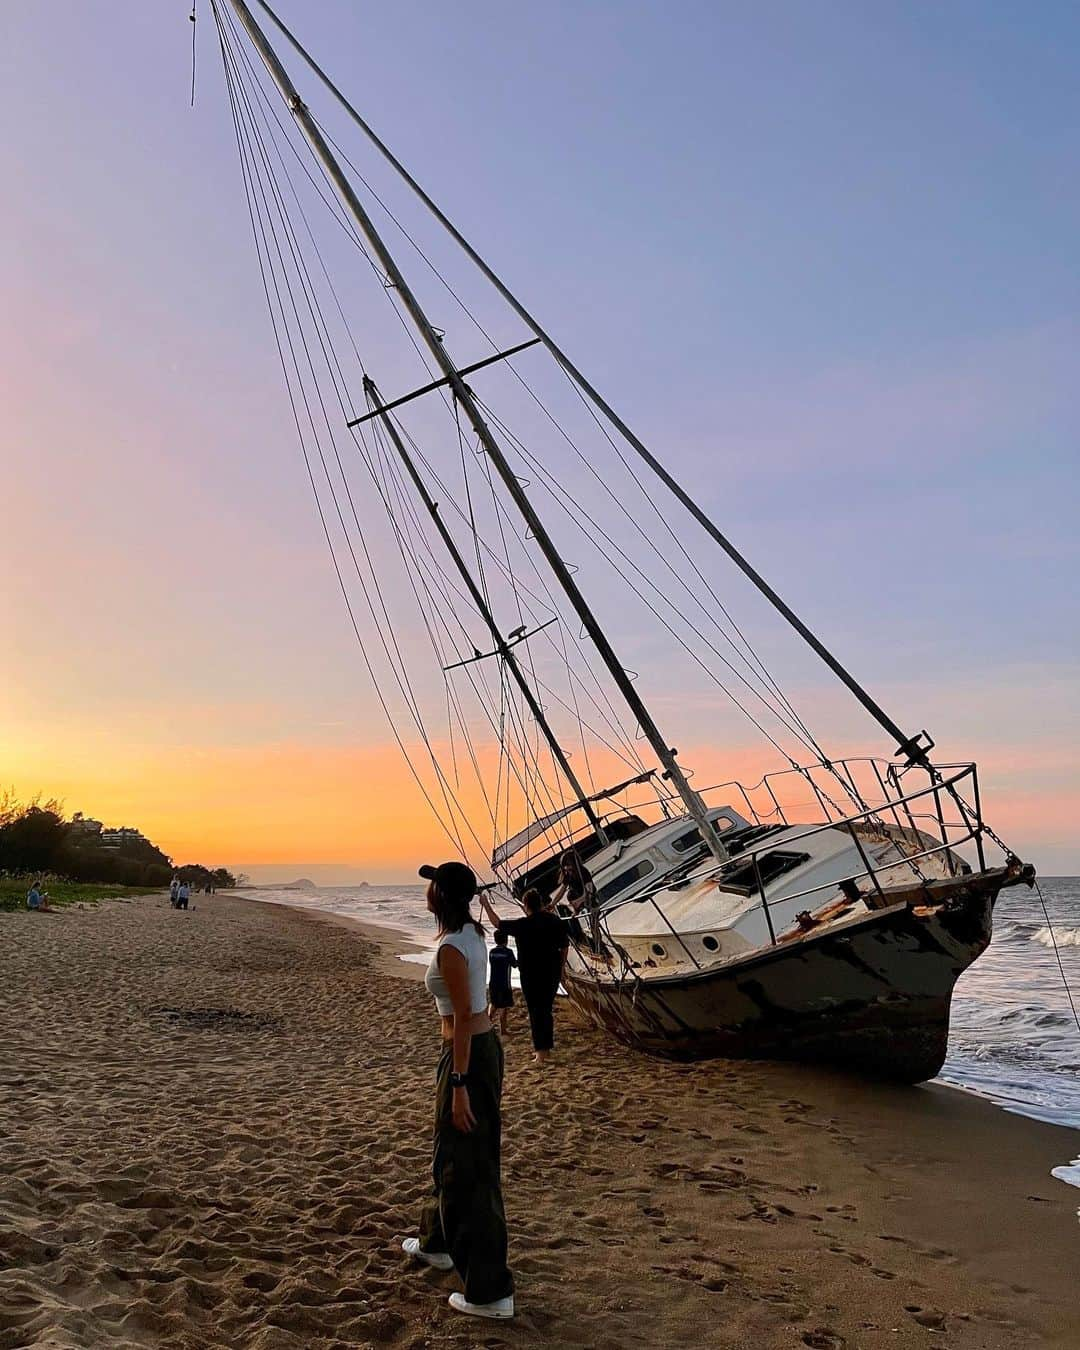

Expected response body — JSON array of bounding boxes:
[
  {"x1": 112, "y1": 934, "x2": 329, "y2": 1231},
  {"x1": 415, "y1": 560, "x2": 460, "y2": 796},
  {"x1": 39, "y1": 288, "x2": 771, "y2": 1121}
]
[{"x1": 0, "y1": 792, "x2": 239, "y2": 891}]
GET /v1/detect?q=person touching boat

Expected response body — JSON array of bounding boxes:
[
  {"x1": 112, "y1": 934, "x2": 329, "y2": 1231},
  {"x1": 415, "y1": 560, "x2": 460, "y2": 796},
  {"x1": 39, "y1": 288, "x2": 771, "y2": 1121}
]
[
  {"x1": 401, "y1": 861, "x2": 514, "y2": 1321},
  {"x1": 479, "y1": 887, "x2": 569, "y2": 1065},
  {"x1": 552, "y1": 850, "x2": 603, "y2": 952}
]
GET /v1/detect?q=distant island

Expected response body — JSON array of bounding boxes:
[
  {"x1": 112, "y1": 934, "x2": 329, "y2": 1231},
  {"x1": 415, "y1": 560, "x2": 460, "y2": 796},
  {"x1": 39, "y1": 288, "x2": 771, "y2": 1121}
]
[{"x1": 275, "y1": 878, "x2": 318, "y2": 890}]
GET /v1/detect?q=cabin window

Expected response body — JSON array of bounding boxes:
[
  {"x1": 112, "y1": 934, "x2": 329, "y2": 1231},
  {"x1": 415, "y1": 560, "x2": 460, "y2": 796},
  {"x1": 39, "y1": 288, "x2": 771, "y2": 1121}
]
[
  {"x1": 597, "y1": 858, "x2": 656, "y2": 902},
  {"x1": 650, "y1": 943, "x2": 667, "y2": 958},
  {"x1": 670, "y1": 816, "x2": 736, "y2": 853},
  {"x1": 702, "y1": 934, "x2": 720, "y2": 952},
  {"x1": 720, "y1": 850, "x2": 810, "y2": 894}
]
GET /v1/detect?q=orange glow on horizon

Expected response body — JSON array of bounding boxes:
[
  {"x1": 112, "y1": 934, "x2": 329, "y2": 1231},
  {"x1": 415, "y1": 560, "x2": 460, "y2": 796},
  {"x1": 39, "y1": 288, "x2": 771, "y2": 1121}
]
[{"x1": 4, "y1": 728, "x2": 1072, "y2": 877}]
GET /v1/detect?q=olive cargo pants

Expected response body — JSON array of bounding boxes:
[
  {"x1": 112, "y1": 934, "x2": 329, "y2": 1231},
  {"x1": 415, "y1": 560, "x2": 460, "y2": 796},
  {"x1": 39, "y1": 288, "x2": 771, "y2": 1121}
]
[{"x1": 418, "y1": 1030, "x2": 513, "y2": 1305}]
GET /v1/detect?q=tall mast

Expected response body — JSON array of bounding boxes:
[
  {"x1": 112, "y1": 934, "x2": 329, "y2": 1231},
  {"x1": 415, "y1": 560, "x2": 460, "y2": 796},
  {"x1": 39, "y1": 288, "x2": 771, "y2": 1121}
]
[
  {"x1": 225, "y1": 0, "x2": 728, "y2": 862},
  {"x1": 363, "y1": 376, "x2": 608, "y2": 846},
  {"x1": 247, "y1": 0, "x2": 929, "y2": 769}
]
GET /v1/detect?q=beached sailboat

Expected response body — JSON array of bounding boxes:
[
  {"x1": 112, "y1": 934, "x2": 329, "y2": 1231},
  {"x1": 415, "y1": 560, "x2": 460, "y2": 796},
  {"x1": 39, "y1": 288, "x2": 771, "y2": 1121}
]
[{"x1": 209, "y1": 0, "x2": 1035, "y2": 1083}]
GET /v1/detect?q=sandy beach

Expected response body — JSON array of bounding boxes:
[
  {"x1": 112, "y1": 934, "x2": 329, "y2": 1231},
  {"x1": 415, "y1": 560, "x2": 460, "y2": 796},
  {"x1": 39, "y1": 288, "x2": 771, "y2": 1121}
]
[{"x1": 1, "y1": 895, "x2": 1077, "y2": 1349}]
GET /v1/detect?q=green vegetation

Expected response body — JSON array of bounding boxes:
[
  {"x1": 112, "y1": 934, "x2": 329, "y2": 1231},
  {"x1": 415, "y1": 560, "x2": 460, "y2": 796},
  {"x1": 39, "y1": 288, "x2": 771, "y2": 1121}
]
[
  {"x1": 0, "y1": 880, "x2": 156, "y2": 913},
  {"x1": 0, "y1": 791, "x2": 239, "y2": 899}
]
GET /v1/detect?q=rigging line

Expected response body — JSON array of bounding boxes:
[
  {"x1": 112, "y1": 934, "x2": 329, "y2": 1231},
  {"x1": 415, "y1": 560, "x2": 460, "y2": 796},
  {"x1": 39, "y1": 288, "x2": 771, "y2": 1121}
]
[
  {"x1": 314, "y1": 115, "x2": 501, "y2": 356},
  {"x1": 391, "y1": 418, "x2": 650, "y2": 773},
  {"x1": 1035, "y1": 878, "x2": 1080, "y2": 1035},
  {"x1": 247, "y1": 0, "x2": 897, "y2": 782},
  {"x1": 524, "y1": 673, "x2": 643, "y2": 771},
  {"x1": 483, "y1": 403, "x2": 818, "y2": 765},
  {"x1": 452, "y1": 398, "x2": 494, "y2": 615},
  {"x1": 228, "y1": 34, "x2": 423, "y2": 696},
  {"x1": 484, "y1": 408, "x2": 822, "y2": 774},
  {"x1": 243, "y1": 0, "x2": 837, "y2": 746},
  {"x1": 220, "y1": 1, "x2": 378, "y2": 272},
  {"x1": 318, "y1": 106, "x2": 669, "y2": 778},
  {"x1": 238, "y1": 1, "x2": 695, "y2": 826},
  {"x1": 312, "y1": 97, "x2": 809, "y2": 764},
  {"x1": 368, "y1": 412, "x2": 577, "y2": 845},
  {"x1": 232, "y1": 23, "x2": 469, "y2": 569},
  {"x1": 408, "y1": 524, "x2": 646, "y2": 774},
  {"x1": 227, "y1": 0, "x2": 476, "y2": 493},
  {"x1": 219, "y1": 32, "x2": 462, "y2": 844},
  {"x1": 480, "y1": 321, "x2": 824, "y2": 748},
  {"x1": 403, "y1": 411, "x2": 650, "y2": 771},
  {"x1": 469, "y1": 439, "x2": 652, "y2": 775},
  {"x1": 220, "y1": 17, "x2": 489, "y2": 862},
  {"x1": 467, "y1": 417, "x2": 588, "y2": 808},
  {"x1": 214, "y1": 8, "x2": 475, "y2": 864},
  {"x1": 223, "y1": 0, "x2": 466, "y2": 451},
  {"x1": 366, "y1": 418, "x2": 535, "y2": 838},
  {"x1": 224, "y1": 16, "x2": 375, "y2": 377},
  {"x1": 367, "y1": 410, "x2": 583, "y2": 847},
  {"x1": 473, "y1": 432, "x2": 609, "y2": 796},
  {"x1": 367, "y1": 405, "x2": 583, "y2": 820},
  {"x1": 475, "y1": 396, "x2": 815, "y2": 765},
  {"x1": 501, "y1": 674, "x2": 575, "y2": 840},
  {"x1": 190, "y1": 3, "x2": 198, "y2": 107},
  {"x1": 315, "y1": 102, "x2": 818, "y2": 770},
  {"x1": 558, "y1": 371, "x2": 823, "y2": 749},
  {"x1": 365, "y1": 429, "x2": 487, "y2": 810}
]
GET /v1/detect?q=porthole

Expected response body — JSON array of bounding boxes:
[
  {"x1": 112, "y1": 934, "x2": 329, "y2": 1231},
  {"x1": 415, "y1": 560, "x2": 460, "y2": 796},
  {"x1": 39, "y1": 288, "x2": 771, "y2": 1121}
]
[
  {"x1": 650, "y1": 943, "x2": 667, "y2": 958},
  {"x1": 702, "y1": 934, "x2": 720, "y2": 952}
]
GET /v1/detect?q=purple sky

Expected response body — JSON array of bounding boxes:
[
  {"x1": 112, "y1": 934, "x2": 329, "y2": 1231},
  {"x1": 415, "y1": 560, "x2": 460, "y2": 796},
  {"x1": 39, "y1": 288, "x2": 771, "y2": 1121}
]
[{"x1": 2, "y1": 2, "x2": 1077, "y2": 877}]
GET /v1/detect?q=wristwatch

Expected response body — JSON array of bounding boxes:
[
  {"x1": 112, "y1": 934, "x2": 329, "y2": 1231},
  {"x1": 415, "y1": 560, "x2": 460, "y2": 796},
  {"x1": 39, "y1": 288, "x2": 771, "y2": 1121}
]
[{"x1": 449, "y1": 1071, "x2": 469, "y2": 1090}]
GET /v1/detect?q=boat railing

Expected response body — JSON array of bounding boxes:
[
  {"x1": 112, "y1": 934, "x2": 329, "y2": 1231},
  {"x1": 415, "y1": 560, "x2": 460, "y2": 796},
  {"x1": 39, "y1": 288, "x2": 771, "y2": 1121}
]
[{"x1": 581, "y1": 759, "x2": 990, "y2": 974}]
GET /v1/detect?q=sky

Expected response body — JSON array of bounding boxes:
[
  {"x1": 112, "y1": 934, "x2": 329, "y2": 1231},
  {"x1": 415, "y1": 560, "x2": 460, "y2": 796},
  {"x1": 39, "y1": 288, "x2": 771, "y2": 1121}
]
[{"x1": 1, "y1": 1, "x2": 1077, "y2": 881}]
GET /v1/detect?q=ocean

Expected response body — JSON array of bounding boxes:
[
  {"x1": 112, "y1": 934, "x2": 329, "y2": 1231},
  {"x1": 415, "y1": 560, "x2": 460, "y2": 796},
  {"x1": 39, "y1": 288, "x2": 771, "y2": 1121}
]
[{"x1": 242, "y1": 877, "x2": 1080, "y2": 1182}]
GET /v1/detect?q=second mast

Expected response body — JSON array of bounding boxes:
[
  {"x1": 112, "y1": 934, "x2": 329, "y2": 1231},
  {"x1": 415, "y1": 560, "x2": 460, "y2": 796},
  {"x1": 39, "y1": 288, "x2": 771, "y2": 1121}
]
[{"x1": 225, "y1": 0, "x2": 728, "y2": 864}]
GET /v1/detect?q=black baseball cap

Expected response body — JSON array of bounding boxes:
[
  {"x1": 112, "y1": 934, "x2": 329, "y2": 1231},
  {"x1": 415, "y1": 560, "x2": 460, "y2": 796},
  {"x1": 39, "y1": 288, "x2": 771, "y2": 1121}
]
[{"x1": 418, "y1": 861, "x2": 477, "y2": 898}]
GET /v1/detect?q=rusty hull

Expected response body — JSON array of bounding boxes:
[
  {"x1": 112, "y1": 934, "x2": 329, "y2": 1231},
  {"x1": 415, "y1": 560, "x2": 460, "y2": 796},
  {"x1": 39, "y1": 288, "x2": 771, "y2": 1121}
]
[{"x1": 563, "y1": 870, "x2": 1010, "y2": 1083}]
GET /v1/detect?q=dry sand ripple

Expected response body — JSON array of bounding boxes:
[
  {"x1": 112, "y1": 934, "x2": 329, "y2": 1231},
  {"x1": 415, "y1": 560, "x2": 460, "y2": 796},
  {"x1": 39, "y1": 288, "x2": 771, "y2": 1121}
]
[{"x1": 1, "y1": 895, "x2": 1077, "y2": 1348}]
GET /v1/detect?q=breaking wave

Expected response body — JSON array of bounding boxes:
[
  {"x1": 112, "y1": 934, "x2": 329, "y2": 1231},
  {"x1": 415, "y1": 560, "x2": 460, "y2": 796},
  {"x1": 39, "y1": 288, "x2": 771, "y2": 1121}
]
[{"x1": 1032, "y1": 924, "x2": 1080, "y2": 949}]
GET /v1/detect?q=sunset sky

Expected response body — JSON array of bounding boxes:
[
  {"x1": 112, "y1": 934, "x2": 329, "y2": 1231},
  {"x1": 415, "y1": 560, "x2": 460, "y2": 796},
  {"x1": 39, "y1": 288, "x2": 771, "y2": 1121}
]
[{"x1": 3, "y1": 2, "x2": 1077, "y2": 880}]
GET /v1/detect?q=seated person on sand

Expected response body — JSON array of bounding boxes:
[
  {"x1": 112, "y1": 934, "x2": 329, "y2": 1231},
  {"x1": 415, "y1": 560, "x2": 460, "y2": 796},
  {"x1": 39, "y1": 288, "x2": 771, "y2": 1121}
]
[{"x1": 26, "y1": 882, "x2": 55, "y2": 913}]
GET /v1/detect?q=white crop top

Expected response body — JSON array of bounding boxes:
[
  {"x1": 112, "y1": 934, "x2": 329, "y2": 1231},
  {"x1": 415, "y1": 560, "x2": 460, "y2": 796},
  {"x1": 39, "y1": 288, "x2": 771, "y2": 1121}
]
[{"x1": 425, "y1": 924, "x2": 488, "y2": 1016}]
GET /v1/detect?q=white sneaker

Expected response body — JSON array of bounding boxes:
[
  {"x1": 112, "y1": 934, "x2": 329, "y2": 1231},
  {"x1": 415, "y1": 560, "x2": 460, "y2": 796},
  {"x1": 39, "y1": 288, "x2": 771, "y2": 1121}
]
[
  {"x1": 401, "y1": 1237, "x2": 453, "y2": 1271},
  {"x1": 448, "y1": 1291, "x2": 515, "y2": 1319}
]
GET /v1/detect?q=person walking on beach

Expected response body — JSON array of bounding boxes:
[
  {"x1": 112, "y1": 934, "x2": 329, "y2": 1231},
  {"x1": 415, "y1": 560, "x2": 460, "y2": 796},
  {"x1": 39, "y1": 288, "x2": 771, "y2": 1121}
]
[
  {"x1": 401, "y1": 861, "x2": 514, "y2": 1321},
  {"x1": 176, "y1": 881, "x2": 190, "y2": 911},
  {"x1": 480, "y1": 888, "x2": 568, "y2": 1066},
  {"x1": 169, "y1": 876, "x2": 179, "y2": 907},
  {"x1": 487, "y1": 929, "x2": 517, "y2": 1036}
]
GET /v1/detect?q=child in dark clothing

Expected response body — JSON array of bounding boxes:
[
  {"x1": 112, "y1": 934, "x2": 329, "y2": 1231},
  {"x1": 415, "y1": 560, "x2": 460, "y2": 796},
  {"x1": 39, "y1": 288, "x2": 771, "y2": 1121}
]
[{"x1": 488, "y1": 929, "x2": 518, "y2": 1035}]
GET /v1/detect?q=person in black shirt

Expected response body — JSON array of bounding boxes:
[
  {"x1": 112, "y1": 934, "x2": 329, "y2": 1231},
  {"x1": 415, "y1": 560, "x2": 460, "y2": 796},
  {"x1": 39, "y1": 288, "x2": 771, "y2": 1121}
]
[
  {"x1": 487, "y1": 929, "x2": 517, "y2": 1035},
  {"x1": 480, "y1": 889, "x2": 569, "y2": 1064}
]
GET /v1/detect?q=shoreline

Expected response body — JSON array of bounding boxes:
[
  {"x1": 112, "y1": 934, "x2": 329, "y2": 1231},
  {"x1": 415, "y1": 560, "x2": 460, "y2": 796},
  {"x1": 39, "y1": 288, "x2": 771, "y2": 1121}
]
[
  {"x1": 236, "y1": 884, "x2": 1080, "y2": 1138},
  {"x1": 2, "y1": 892, "x2": 1077, "y2": 1348}
]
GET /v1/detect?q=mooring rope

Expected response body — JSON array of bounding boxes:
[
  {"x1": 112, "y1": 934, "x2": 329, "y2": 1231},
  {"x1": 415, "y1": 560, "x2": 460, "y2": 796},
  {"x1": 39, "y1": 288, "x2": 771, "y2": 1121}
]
[{"x1": 1034, "y1": 878, "x2": 1080, "y2": 1034}]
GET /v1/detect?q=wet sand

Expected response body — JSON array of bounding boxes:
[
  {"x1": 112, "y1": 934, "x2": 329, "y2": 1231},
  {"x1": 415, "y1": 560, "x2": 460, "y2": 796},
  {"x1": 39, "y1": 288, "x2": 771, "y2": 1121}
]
[{"x1": 1, "y1": 893, "x2": 1077, "y2": 1349}]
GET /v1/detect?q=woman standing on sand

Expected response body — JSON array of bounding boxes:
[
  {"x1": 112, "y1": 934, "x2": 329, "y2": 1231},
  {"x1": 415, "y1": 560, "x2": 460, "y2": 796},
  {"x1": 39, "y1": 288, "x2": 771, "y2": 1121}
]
[{"x1": 401, "y1": 861, "x2": 515, "y2": 1322}]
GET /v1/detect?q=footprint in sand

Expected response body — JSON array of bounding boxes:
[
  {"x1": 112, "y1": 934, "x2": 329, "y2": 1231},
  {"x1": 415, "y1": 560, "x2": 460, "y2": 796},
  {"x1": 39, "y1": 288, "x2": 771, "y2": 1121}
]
[
  {"x1": 905, "y1": 1304, "x2": 947, "y2": 1331},
  {"x1": 802, "y1": 1329, "x2": 846, "y2": 1349}
]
